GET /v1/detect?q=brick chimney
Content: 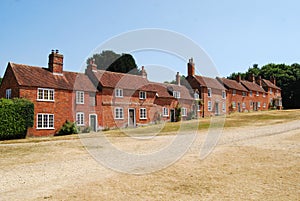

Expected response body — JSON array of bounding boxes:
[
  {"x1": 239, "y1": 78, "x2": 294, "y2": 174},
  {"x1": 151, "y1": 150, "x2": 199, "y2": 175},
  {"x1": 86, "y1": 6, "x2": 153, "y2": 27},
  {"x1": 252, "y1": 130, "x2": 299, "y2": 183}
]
[
  {"x1": 236, "y1": 74, "x2": 241, "y2": 83},
  {"x1": 249, "y1": 73, "x2": 255, "y2": 83},
  {"x1": 48, "y1": 49, "x2": 63, "y2": 74},
  {"x1": 87, "y1": 58, "x2": 97, "y2": 71},
  {"x1": 141, "y1": 66, "x2": 147, "y2": 78},
  {"x1": 187, "y1": 58, "x2": 195, "y2": 76},
  {"x1": 270, "y1": 76, "x2": 276, "y2": 85},
  {"x1": 257, "y1": 75, "x2": 262, "y2": 86},
  {"x1": 176, "y1": 72, "x2": 181, "y2": 85}
]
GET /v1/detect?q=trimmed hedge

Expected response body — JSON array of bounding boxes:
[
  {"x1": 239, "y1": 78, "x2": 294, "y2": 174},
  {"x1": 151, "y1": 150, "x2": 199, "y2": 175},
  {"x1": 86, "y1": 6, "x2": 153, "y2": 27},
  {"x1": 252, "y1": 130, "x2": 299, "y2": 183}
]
[
  {"x1": 56, "y1": 120, "x2": 78, "y2": 136},
  {"x1": 0, "y1": 98, "x2": 34, "y2": 140}
]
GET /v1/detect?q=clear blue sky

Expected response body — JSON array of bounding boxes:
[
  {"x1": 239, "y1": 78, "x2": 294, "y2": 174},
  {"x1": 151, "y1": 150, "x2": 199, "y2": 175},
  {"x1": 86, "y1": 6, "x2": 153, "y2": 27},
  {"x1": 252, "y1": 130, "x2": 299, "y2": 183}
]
[{"x1": 1, "y1": 0, "x2": 299, "y2": 82}]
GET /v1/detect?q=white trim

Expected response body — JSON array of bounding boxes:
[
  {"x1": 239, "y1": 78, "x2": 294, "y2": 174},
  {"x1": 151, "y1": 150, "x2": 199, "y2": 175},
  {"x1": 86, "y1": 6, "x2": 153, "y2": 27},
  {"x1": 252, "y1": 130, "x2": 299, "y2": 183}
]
[
  {"x1": 139, "y1": 91, "x2": 147, "y2": 99},
  {"x1": 127, "y1": 108, "x2": 136, "y2": 126},
  {"x1": 222, "y1": 90, "x2": 226, "y2": 99},
  {"x1": 6, "y1": 89, "x2": 11, "y2": 99},
  {"x1": 114, "y1": 107, "x2": 124, "y2": 119},
  {"x1": 89, "y1": 114, "x2": 98, "y2": 131},
  {"x1": 208, "y1": 101, "x2": 212, "y2": 111},
  {"x1": 140, "y1": 108, "x2": 147, "y2": 119},
  {"x1": 115, "y1": 88, "x2": 123, "y2": 97},
  {"x1": 76, "y1": 112, "x2": 85, "y2": 126},
  {"x1": 37, "y1": 88, "x2": 55, "y2": 102},
  {"x1": 76, "y1": 91, "x2": 84, "y2": 104},
  {"x1": 36, "y1": 113, "x2": 54, "y2": 129},
  {"x1": 207, "y1": 88, "x2": 212, "y2": 97},
  {"x1": 162, "y1": 107, "x2": 169, "y2": 117},
  {"x1": 181, "y1": 107, "x2": 187, "y2": 116}
]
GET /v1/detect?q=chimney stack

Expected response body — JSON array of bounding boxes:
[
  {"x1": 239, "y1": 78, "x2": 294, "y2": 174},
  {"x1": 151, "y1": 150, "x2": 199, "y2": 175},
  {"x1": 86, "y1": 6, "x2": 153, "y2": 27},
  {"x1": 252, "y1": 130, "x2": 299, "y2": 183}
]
[
  {"x1": 257, "y1": 75, "x2": 262, "y2": 86},
  {"x1": 87, "y1": 58, "x2": 97, "y2": 71},
  {"x1": 236, "y1": 74, "x2": 241, "y2": 83},
  {"x1": 176, "y1": 72, "x2": 181, "y2": 85},
  {"x1": 187, "y1": 58, "x2": 195, "y2": 76},
  {"x1": 249, "y1": 73, "x2": 255, "y2": 83},
  {"x1": 270, "y1": 76, "x2": 276, "y2": 85},
  {"x1": 141, "y1": 66, "x2": 147, "y2": 78},
  {"x1": 48, "y1": 49, "x2": 63, "y2": 74}
]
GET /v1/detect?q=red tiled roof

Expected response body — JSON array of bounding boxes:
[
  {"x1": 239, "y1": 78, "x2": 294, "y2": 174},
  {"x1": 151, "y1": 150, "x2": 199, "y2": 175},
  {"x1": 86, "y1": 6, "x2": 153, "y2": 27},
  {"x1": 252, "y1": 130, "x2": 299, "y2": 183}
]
[
  {"x1": 10, "y1": 62, "x2": 96, "y2": 91},
  {"x1": 194, "y1": 75, "x2": 226, "y2": 90},
  {"x1": 217, "y1": 77, "x2": 248, "y2": 92},
  {"x1": 91, "y1": 70, "x2": 156, "y2": 92},
  {"x1": 262, "y1": 79, "x2": 281, "y2": 90},
  {"x1": 166, "y1": 84, "x2": 194, "y2": 100},
  {"x1": 147, "y1": 83, "x2": 174, "y2": 98},
  {"x1": 240, "y1": 80, "x2": 265, "y2": 93}
]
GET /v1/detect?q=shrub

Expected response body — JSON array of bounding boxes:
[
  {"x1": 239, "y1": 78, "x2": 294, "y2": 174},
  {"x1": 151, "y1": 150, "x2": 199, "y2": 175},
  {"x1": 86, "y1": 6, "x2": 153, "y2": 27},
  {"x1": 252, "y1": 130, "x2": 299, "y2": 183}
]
[
  {"x1": 0, "y1": 98, "x2": 34, "y2": 140},
  {"x1": 57, "y1": 121, "x2": 78, "y2": 136}
]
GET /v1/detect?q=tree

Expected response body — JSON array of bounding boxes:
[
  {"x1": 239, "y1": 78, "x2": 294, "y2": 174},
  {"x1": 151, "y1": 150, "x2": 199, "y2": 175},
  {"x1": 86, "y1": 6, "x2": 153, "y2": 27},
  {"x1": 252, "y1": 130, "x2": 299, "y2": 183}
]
[
  {"x1": 86, "y1": 50, "x2": 140, "y2": 75},
  {"x1": 0, "y1": 77, "x2": 2, "y2": 85}
]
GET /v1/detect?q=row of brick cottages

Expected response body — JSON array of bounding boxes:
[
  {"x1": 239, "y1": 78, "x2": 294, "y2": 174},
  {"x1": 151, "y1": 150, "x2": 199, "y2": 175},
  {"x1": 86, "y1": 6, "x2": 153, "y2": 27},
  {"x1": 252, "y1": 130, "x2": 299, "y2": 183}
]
[{"x1": 0, "y1": 51, "x2": 282, "y2": 136}]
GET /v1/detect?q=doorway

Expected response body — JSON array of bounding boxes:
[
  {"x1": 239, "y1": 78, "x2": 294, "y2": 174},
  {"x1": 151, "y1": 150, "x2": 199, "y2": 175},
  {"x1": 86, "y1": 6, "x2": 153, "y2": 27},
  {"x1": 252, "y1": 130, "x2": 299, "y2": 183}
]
[
  {"x1": 215, "y1": 102, "x2": 219, "y2": 115},
  {"x1": 128, "y1": 108, "x2": 136, "y2": 127},
  {"x1": 170, "y1": 109, "x2": 175, "y2": 122},
  {"x1": 89, "y1": 114, "x2": 97, "y2": 132},
  {"x1": 238, "y1": 102, "x2": 241, "y2": 112}
]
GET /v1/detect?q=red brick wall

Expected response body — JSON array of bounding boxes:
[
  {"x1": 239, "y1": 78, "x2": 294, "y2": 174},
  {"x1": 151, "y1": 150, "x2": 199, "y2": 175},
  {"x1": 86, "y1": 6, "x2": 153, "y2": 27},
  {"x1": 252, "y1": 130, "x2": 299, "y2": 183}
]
[
  {"x1": 0, "y1": 65, "x2": 20, "y2": 98},
  {"x1": 202, "y1": 87, "x2": 227, "y2": 117}
]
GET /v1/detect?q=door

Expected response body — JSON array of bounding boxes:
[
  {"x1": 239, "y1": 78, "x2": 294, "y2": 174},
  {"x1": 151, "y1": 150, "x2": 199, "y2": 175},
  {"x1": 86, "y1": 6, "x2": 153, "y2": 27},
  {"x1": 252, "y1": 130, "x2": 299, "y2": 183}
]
[
  {"x1": 170, "y1": 109, "x2": 175, "y2": 122},
  {"x1": 89, "y1": 114, "x2": 97, "y2": 132},
  {"x1": 128, "y1": 109, "x2": 135, "y2": 127},
  {"x1": 238, "y1": 103, "x2": 241, "y2": 112},
  {"x1": 215, "y1": 102, "x2": 219, "y2": 115}
]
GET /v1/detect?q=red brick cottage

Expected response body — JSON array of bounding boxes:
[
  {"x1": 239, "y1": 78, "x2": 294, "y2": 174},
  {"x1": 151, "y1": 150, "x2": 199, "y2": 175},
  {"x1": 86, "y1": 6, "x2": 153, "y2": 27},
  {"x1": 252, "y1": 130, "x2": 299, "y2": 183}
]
[
  {"x1": 261, "y1": 77, "x2": 282, "y2": 109},
  {"x1": 185, "y1": 58, "x2": 227, "y2": 117},
  {"x1": 0, "y1": 50, "x2": 97, "y2": 136}
]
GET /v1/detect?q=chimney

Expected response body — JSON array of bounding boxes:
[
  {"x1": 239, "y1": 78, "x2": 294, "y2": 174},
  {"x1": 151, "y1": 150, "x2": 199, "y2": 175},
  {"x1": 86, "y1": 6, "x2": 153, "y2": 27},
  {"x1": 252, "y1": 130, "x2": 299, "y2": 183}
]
[
  {"x1": 249, "y1": 73, "x2": 255, "y2": 83},
  {"x1": 141, "y1": 66, "x2": 147, "y2": 78},
  {"x1": 176, "y1": 72, "x2": 181, "y2": 85},
  {"x1": 257, "y1": 75, "x2": 262, "y2": 86},
  {"x1": 48, "y1": 49, "x2": 63, "y2": 74},
  {"x1": 236, "y1": 74, "x2": 241, "y2": 83},
  {"x1": 87, "y1": 58, "x2": 97, "y2": 71},
  {"x1": 187, "y1": 58, "x2": 195, "y2": 76},
  {"x1": 270, "y1": 76, "x2": 276, "y2": 85}
]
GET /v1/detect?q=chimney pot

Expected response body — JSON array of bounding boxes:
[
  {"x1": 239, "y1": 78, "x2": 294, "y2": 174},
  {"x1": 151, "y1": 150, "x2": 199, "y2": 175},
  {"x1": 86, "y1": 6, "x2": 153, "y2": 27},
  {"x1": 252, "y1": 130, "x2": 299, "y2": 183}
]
[
  {"x1": 176, "y1": 72, "x2": 181, "y2": 85},
  {"x1": 141, "y1": 66, "x2": 147, "y2": 78}
]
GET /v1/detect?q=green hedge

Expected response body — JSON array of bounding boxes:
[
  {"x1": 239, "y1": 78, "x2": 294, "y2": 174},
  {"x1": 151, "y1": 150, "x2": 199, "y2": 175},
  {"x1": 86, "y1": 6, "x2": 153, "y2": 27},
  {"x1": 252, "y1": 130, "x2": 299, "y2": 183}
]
[{"x1": 0, "y1": 98, "x2": 34, "y2": 140}]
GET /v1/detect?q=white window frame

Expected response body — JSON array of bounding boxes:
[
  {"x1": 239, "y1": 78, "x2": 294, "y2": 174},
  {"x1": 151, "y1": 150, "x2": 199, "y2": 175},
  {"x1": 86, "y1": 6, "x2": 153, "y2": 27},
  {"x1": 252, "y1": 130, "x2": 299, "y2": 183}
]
[
  {"x1": 76, "y1": 112, "x2": 84, "y2": 126},
  {"x1": 263, "y1": 103, "x2": 266, "y2": 108},
  {"x1": 162, "y1": 107, "x2": 169, "y2": 117},
  {"x1": 173, "y1": 91, "x2": 181, "y2": 98},
  {"x1": 139, "y1": 91, "x2": 146, "y2": 99},
  {"x1": 6, "y1": 89, "x2": 11, "y2": 99},
  {"x1": 222, "y1": 90, "x2": 226, "y2": 99},
  {"x1": 181, "y1": 107, "x2": 187, "y2": 116},
  {"x1": 242, "y1": 91, "x2": 247, "y2": 97},
  {"x1": 232, "y1": 101, "x2": 236, "y2": 108},
  {"x1": 76, "y1": 91, "x2": 84, "y2": 104},
  {"x1": 37, "y1": 88, "x2": 54, "y2": 101},
  {"x1": 194, "y1": 92, "x2": 199, "y2": 100},
  {"x1": 258, "y1": 102, "x2": 261, "y2": 108},
  {"x1": 37, "y1": 114, "x2": 54, "y2": 129},
  {"x1": 232, "y1": 89, "x2": 236, "y2": 96},
  {"x1": 115, "y1": 88, "x2": 123, "y2": 97},
  {"x1": 222, "y1": 102, "x2": 226, "y2": 112},
  {"x1": 208, "y1": 101, "x2": 212, "y2": 111},
  {"x1": 249, "y1": 91, "x2": 253, "y2": 97},
  {"x1": 140, "y1": 108, "x2": 147, "y2": 119},
  {"x1": 242, "y1": 102, "x2": 246, "y2": 109},
  {"x1": 256, "y1": 91, "x2": 259, "y2": 96},
  {"x1": 197, "y1": 103, "x2": 201, "y2": 111},
  {"x1": 114, "y1": 107, "x2": 124, "y2": 119},
  {"x1": 207, "y1": 88, "x2": 212, "y2": 97}
]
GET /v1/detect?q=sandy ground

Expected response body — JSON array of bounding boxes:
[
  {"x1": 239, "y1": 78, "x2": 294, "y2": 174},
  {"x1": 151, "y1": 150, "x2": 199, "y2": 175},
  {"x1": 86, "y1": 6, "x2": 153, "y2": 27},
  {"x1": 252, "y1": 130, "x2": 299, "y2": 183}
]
[{"x1": 0, "y1": 120, "x2": 299, "y2": 201}]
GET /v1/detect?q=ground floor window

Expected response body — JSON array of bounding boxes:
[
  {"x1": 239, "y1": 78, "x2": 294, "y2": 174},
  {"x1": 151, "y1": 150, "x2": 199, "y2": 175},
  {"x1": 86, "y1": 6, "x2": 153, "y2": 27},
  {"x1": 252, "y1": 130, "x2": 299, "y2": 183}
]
[
  {"x1": 76, "y1": 112, "x2": 84, "y2": 126},
  {"x1": 162, "y1": 107, "x2": 169, "y2": 117},
  {"x1": 6, "y1": 89, "x2": 11, "y2": 99},
  {"x1": 222, "y1": 102, "x2": 226, "y2": 112},
  {"x1": 181, "y1": 107, "x2": 187, "y2": 116},
  {"x1": 232, "y1": 101, "x2": 236, "y2": 109},
  {"x1": 140, "y1": 108, "x2": 147, "y2": 119},
  {"x1": 115, "y1": 107, "x2": 124, "y2": 119},
  {"x1": 242, "y1": 102, "x2": 246, "y2": 109},
  {"x1": 37, "y1": 114, "x2": 54, "y2": 129},
  {"x1": 208, "y1": 101, "x2": 212, "y2": 111}
]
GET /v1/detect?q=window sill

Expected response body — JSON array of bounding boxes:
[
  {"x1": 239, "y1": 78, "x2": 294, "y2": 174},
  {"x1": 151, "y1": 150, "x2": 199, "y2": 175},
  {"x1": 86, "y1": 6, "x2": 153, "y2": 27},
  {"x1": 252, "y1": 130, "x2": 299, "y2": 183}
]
[
  {"x1": 37, "y1": 99, "x2": 55, "y2": 102},
  {"x1": 36, "y1": 128, "x2": 55, "y2": 130}
]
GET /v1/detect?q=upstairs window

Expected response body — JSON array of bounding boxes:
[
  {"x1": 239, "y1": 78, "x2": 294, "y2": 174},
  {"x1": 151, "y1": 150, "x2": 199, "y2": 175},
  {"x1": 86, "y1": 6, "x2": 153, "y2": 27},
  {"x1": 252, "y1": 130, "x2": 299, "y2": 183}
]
[
  {"x1": 37, "y1": 88, "x2": 54, "y2": 101},
  {"x1": 249, "y1": 91, "x2": 253, "y2": 97},
  {"x1": 162, "y1": 107, "x2": 169, "y2": 117},
  {"x1": 222, "y1": 90, "x2": 226, "y2": 99},
  {"x1": 139, "y1": 91, "x2": 146, "y2": 99},
  {"x1": 270, "y1": 88, "x2": 273, "y2": 94},
  {"x1": 256, "y1": 91, "x2": 259, "y2": 96},
  {"x1": 76, "y1": 91, "x2": 84, "y2": 104},
  {"x1": 173, "y1": 91, "x2": 181, "y2": 98},
  {"x1": 181, "y1": 108, "x2": 187, "y2": 116},
  {"x1": 115, "y1": 88, "x2": 123, "y2": 97},
  {"x1": 207, "y1": 88, "x2": 212, "y2": 97},
  {"x1": 6, "y1": 89, "x2": 11, "y2": 99},
  {"x1": 232, "y1": 89, "x2": 236, "y2": 96},
  {"x1": 194, "y1": 92, "x2": 199, "y2": 99},
  {"x1": 242, "y1": 92, "x2": 247, "y2": 97},
  {"x1": 89, "y1": 92, "x2": 96, "y2": 106}
]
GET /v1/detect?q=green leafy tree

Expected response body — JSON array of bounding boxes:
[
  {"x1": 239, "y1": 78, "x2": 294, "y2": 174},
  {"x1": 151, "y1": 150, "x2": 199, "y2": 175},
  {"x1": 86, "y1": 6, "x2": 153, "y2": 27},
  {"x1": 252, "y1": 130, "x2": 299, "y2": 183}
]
[{"x1": 87, "y1": 50, "x2": 121, "y2": 70}]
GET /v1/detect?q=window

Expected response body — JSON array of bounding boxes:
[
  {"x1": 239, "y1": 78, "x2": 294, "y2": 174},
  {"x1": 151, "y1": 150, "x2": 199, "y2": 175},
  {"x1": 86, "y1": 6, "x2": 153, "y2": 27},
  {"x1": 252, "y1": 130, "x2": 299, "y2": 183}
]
[
  {"x1": 114, "y1": 107, "x2": 124, "y2": 119},
  {"x1": 263, "y1": 103, "x2": 266, "y2": 108},
  {"x1": 257, "y1": 102, "x2": 261, "y2": 108},
  {"x1": 76, "y1": 112, "x2": 84, "y2": 126},
  {"x1": 256, "y1": 91, "x2": 259, "y2": 96},
  {"x1": 194, "y1": 92, "x2": 199, "y2": 99},
  {"x1": 222, "y1": 90, "x2": 226, "y2": 99},
  {"x1": 140, "y1": 108, "x2": 147, "y2": 119},
  {"x1": 37, "y1": 114, "x2": 54, "y2": 129},
  {"x1": 232, "y1": 101, "x2": 236, "y2": 108},
  {"x1": 270, "y1": 88, "x2": 273, "y2": 94},
  {"x1": 115, "y1": 88, "x2": 123, "y2": 97},
  {"x1": 197, "y1": 103, "x2": 201, "y2": 111},
  {"x1": 37, "y1": 88, "x2": 54, "y2": 101},
  {"x1": 173, "y1": 91, "x2": 181, "y2": 98},
  {"x1": 76, "y1": 91, "x2": 84, "y2": 104},
  {"x1": 263, "y1": 93, "x2": 266, "y2": 97},
  {"x1": 207, "y1": 88, "x2": 212, "y2": 97},
  {"x1": 162, "y1": 107, "x2": 169, "y2": 117},
  {"x1": 6, "y1": 89, "x2": 11, "y2": 99},
  {"x1": 232, "y1": 89, "x2": 236, "y2": 96},
  {"x1": 222, "y1": 102, "x2": 226, "y2": 112},
  {"x1": 139, "y1": 91, "x2": 146, "y2": 99},
  {"x1": 249, "y1": 91, "x2": 253, "y2": 97},
  {"x1": 181, "y1": 108, "x2": 187, "y2": 116},
  {"x1": 242, "y1": 91, "x2": 247, "y2": 97},
  {"x1": 208, "y1": 101, "x2": 212, "y2": 111},
  {"x1": 242, "y1": 102, "x2": 246, "y2": 109}
]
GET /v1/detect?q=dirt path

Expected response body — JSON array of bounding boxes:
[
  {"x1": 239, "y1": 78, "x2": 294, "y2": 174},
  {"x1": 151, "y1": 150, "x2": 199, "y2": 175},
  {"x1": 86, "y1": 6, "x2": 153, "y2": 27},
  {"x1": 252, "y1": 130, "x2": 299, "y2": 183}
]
[{"x1": 0, "y1": 120, "x2": 299, "y2": 201}]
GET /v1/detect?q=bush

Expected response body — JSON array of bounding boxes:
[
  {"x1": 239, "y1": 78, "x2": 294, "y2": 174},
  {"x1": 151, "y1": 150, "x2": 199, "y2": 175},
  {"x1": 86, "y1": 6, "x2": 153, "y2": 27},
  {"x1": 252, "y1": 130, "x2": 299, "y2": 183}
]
[
  {"x1": 57, "y1": 121, "x2": 78, "y2": 136},
  {"x1": 0, "y1": 98, "x2": 34, "y2": 140}
]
